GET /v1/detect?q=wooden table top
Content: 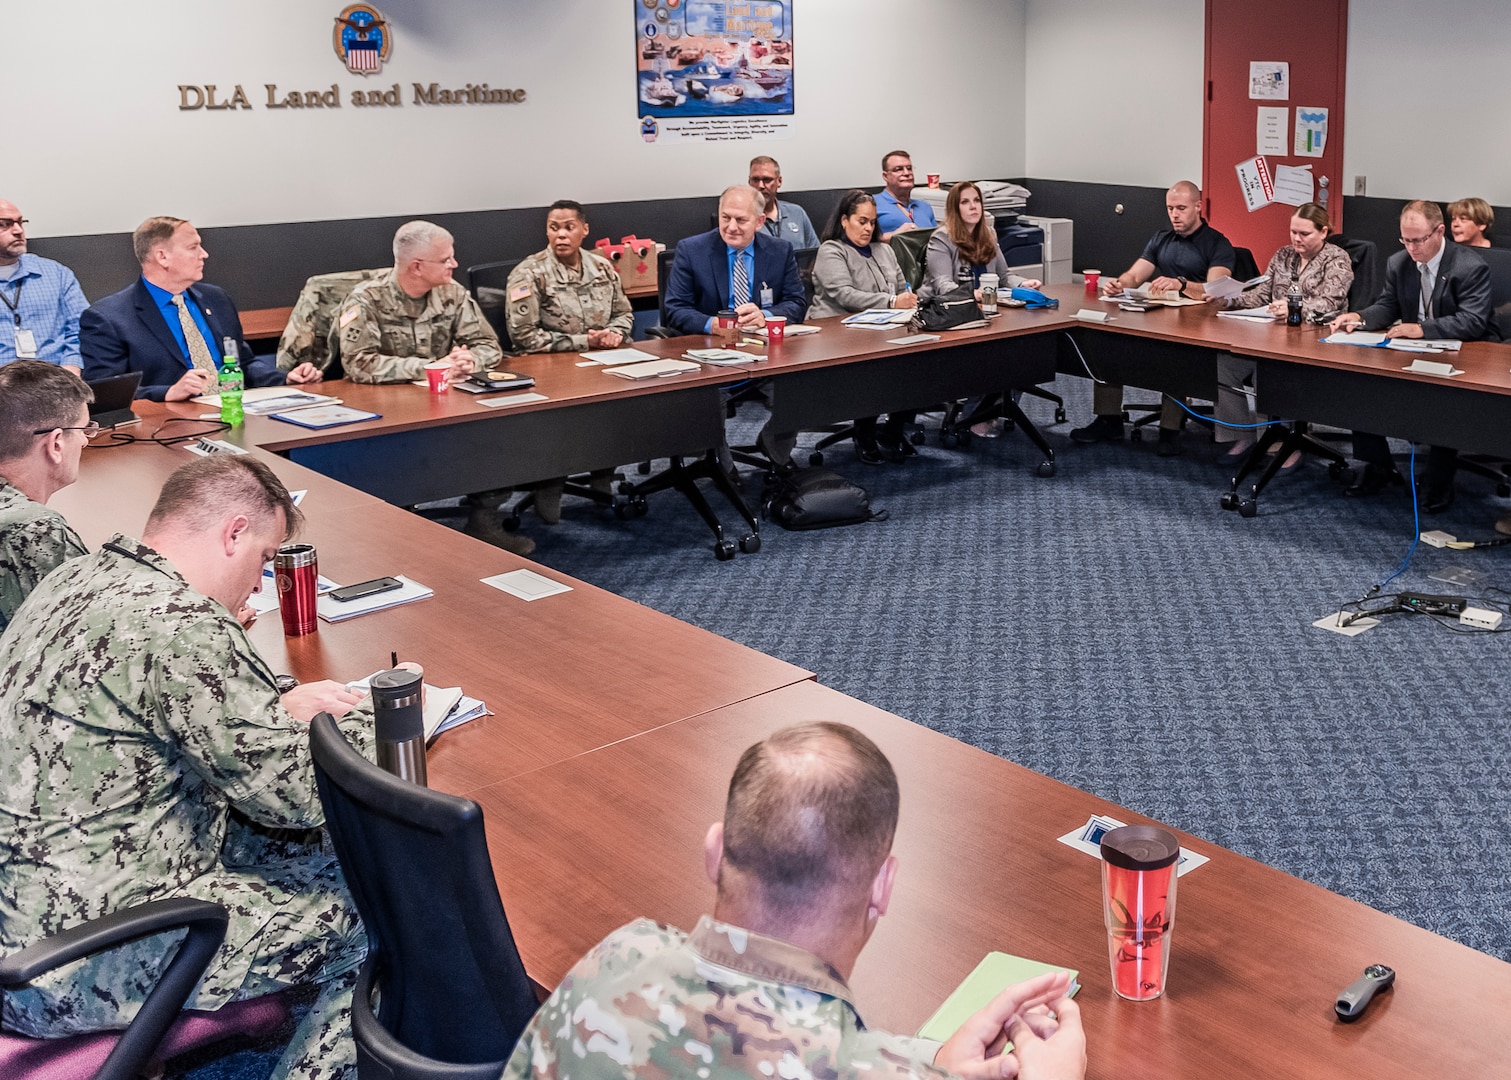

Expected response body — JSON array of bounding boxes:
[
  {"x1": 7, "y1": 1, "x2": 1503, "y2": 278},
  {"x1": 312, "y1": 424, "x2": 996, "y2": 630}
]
[
  {"x1": 465, "y1": 680, "x2": 1511, "y2": 1080},
  {"x1": 55, "y1": 436, "x2": 813, "y2": 787}
]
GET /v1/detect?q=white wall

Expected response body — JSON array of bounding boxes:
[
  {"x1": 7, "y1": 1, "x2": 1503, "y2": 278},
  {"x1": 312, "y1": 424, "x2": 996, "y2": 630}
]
[
  {"x1": 10, "y1": 0, "x2": 1026, "y2": 238},
  {"x1": 1344, "y1": 0, "x2": 1511, "y2": 204},
  {"x1": 1022, "y1": 0, "x2": 1205, "y2": 188}
]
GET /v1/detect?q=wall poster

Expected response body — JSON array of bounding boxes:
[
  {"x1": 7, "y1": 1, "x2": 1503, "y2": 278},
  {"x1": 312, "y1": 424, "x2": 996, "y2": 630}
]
[{"x1": 636, "y1": 1, "x2": 794, "y2": 144}]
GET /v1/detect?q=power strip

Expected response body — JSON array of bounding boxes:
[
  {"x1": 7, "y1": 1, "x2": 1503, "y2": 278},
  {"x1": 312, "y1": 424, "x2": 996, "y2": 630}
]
[
  {"x1": 1400, "y1": 592, "x2": 1467, "y2": 616},
  {"x1": 1460, "y1": 606, "x2": 1504, "y2": 630}
]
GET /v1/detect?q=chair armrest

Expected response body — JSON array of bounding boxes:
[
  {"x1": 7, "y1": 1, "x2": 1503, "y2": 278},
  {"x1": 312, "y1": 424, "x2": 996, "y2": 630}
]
[
  {"x1": 0, "y1": 898, "x2": 227, "y2": 986},
  {"x1": 645, "y1": 326, "x2": 676, "y2": 339}
]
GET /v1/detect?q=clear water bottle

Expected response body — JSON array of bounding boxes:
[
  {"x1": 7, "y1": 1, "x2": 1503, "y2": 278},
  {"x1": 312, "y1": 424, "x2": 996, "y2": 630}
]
[
  {"x1": 1285, "y1": 281, "x2": 1304, "y2": 326},
  {"x1": 218, "y1": 336, "x2": 244, "y2": 424}
]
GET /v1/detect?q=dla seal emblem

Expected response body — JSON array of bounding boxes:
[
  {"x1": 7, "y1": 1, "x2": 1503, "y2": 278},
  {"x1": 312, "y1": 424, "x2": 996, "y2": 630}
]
[{"x1": 333, "y1": 4, "x2": 391, "y2": 75}]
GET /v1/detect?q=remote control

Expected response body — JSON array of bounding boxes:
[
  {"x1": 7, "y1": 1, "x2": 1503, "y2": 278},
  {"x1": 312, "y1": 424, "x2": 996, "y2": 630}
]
[{"x1": 1335, "y1": 964, "x2": 1395, "y2": 1021}]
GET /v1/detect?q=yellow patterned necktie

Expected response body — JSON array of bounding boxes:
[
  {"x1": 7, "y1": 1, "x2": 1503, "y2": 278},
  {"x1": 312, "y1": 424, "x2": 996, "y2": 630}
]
[{"x1": 172, "y1": 294, "x2": 218, "y2": 373}]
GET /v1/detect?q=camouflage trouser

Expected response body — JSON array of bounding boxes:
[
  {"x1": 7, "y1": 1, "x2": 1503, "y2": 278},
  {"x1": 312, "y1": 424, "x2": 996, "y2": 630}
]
[{"x1": 2, "y1": 824, "x2": 365, "y2": 1080}]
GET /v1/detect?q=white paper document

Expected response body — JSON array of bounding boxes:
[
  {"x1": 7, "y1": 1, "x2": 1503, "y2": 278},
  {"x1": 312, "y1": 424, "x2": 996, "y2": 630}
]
[
  {"x1": 347, "y1": 673, "x2": 488, "y2": 739},
  {"x1": 1203, "y1": 274, "x2": 1269, "y2": 300},
  {"x1": 1322, "y1": 331, "x2": 1388, "y2": 346},
  {"x1": 843, "y1": 309, "x2": 914, "y2": 326},
  {"x1": 481, "y1": 569, "x2": 574, "y2": 601},
  {"x1": 1272, "y1": 164, "x2": 1314, "y2": 207},
  {"x1": 1387, "y1": 339, "x2": 1462, "y2": 353},
  {"x1": 1217, "y1": 308, "x2": 1280, "y2": 321},
  {"x1": 316, "y1": 575, "x2": 433, "y2": 622},
  {"x1": 577, "y1": 347, "x2": 659, "y2": 364},
  {"x1": 1249, "y1": 61, "x2": 1289, "y2": 100},
  {"x1": 1056, "y1": 814, "x2": 1209, "y2": 877},
  {"x1": 1256, "y1": 107, "x2": 1288, "y2": 155},
  {"x1": 477, "y1": 392, "x2": 548, "y2": 408},
  {"x1": 604, "y1": 359, "x2": 701, "y2": 380},
  {"x1": 1294, "y1": 107, "x2": 1328, "y2": 157}
]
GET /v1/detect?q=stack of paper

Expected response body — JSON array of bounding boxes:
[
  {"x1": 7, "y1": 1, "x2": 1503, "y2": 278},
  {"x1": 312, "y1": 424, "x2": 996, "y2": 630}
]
[
  {"x1": 241, "y1": 391, "x2": 342, "y2": 415},
  {"x1": 317, "y1": 575, "x2": 433, "y2": 622},
  {"x1": 1202, "y1": 274, "x2": 1269, "y2": 300},
  {"x1": 603, "y1": 359, "x2": 701, "y2": 380},
  {"x1": 1322, "y1": 331, "x2": 1388, "y2": 346},
  {"x1": 347, "y1": 673, "x2": 490, "y2": 740},
  {"x1": 1216, "y1": 308, "x2": 1280, "y2": 321},
  {"x1": 577, "y1": 347, "x2": 660, "y2": 365},
  {"x1": 684, "y1": 348, "x2": 757, "y2": 366},
  {"x1": 843, "y1": 309, "x2": 915, "y2": 328}
]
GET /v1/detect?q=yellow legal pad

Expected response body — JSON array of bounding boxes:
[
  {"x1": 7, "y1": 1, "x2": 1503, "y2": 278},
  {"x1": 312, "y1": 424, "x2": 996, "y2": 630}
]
[{"x1": 916, "y1": 952, "x2": 1081, "y2": 1042}]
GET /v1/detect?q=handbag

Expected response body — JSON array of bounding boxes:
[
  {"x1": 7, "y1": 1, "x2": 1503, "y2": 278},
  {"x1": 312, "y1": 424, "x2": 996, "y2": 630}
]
[
  {"x1": 916, "y1": 288, "x2": 987, "y2": 331},
  {"x1": 762, "y1": 467, "x2": 885, "y2": 531}
]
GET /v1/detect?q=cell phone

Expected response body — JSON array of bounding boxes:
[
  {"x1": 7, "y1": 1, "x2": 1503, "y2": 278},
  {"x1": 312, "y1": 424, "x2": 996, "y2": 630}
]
[{"x1": 328, "y1": 576, "x2": 403, "y2": 603}]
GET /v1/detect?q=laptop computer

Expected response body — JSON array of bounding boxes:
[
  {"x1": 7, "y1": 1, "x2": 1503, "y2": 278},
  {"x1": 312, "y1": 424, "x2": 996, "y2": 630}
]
[{"x1": 87, "y1": 372, "x2": 142, "y2": 429}]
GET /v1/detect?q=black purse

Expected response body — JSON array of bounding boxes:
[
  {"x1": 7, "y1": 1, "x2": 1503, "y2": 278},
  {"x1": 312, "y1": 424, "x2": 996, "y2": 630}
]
[{"x1": 916, "y1": 288, "x2": 987, "y2": 332}]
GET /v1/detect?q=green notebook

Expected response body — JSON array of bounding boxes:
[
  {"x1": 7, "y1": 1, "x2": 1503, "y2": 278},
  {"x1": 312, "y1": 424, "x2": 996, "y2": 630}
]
[{"x1": 916, "y1": 952, "x2": 1081, "y2": 1042}]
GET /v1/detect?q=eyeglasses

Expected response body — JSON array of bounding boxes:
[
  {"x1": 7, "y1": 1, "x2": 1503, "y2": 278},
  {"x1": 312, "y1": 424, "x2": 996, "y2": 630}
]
[
  {"x1": 1399, "y1": 230, "x2": 1440, "y2": 247},
  {"x1": 885, "y1": 164, "x2": 913, "y2": 174},
  {"x1": 34, "y1": 421, "x2": 101, "y2": 439},
  {"x1": 0, "y1": 218, "x2": 28, "y2": 231}
]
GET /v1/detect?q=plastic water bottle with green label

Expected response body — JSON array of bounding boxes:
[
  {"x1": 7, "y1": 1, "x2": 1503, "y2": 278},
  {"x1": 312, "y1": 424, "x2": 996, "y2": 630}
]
[{"x1": 218, "y1": 336, "x2": 244, "y2": 425}]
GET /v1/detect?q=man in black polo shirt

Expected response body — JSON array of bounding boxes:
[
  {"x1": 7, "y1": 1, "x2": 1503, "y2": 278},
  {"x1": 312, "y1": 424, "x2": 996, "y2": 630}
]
[{"x1": 1071, "y1": 180, "x2": 1236, "y2": 455}]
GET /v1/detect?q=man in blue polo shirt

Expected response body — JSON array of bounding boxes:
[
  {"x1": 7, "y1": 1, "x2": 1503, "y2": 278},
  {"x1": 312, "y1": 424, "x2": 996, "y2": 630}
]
[
  {"x1": 0, "y1": 199, "x2": 88, "y2": 373},
  {"x1": 81, "y1": 217, "x2": 322, "y2": 401},
  {"x1": 1071, "y1": 180, "x2": 1235, "y2": 455},
  {"x1": 874, "y1": 150, "x2": 937, "y2": 242}
]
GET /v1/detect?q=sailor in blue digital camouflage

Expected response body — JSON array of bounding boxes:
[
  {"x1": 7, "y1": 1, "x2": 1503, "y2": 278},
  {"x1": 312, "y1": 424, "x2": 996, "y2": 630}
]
[
  {"x1": 338, "y1": 220, "x2": 501, "y2": 383},
  {"x1": 501, "y1": 723, "x2": 1086, "y2": 1080},
  {"x1": 0, "y1": 455, "x2": 375, "y2": 1080},
  {"x1": 0, "y1": 360, "x2": 92, "y2": 632},
  {"x1": 504, "y1": 200, "x2": 633, "y2": 355}
]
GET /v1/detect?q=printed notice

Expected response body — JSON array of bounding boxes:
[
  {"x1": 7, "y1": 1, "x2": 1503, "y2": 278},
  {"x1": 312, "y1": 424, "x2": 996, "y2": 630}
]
[
  {"x1": 1256, "y1": 107, "x2": 1288, "y2": 156},
  {"x1": 1235, "y1": 156, "x2": 1274, "y2": 212},
  {"x1": 1294, "y1": 107, "x2": 1328, "y2": 157},
  {"x1": 1249, "y1": 61, "x2": 1289, "y2": 100}
]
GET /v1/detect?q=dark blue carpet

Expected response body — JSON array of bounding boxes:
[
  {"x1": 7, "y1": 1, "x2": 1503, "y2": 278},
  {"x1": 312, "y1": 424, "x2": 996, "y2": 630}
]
[{"x1": 177, "y1": 375, "x2": 1511, "y2": 1078}]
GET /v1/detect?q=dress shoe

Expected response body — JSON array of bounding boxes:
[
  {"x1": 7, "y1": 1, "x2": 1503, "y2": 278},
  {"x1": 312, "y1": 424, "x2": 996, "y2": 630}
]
[
  {"x1": 970, "y1": 418, "x2": 1003, "y2": 439},
  {"x1": 534, "y1": 481, "x2": 564, "y2": 525},
  {"x1": 463, "y1": 508, "x2": 536, "y2": 556},
  {"x1": 1421, "y1": 485, "x2": 1455, "y2": 515},
  {"x1": 1155, "y1": 428, "x2": 1182, "y2": 457},
  {"x1": 854, "y1": 433, "x2": 885, "y2": 465},
  {"x1": 1069, "y1": 415, "x2": 1124, "y2": 444},
  {"x1": 1344, "y1": 464, "x2": 1401, "y2": 497}
]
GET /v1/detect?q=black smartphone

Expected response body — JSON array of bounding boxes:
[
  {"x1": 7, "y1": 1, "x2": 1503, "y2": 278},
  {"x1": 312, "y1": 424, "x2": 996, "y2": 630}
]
[{"x1": 328, "y1": 576, "x2": 403, "y2": 603}]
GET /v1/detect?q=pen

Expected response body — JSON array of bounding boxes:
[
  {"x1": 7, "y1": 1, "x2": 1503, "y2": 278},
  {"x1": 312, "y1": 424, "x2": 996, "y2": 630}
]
[{"x1": 391, "y1": 650, "x2": 398, "y2": 669}]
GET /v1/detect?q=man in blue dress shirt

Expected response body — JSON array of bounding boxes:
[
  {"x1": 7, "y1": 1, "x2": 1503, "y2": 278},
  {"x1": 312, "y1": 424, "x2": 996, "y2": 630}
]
[
  {"x1": 874, "y1": 151, "x2": 937, "y2": 242},
  {"x1": 0, "y1": 199, "x2": 88, "y2": 373},
  {"x1": 749, "y1": 156, "x2": 820, "y2": 250},
  {"x1": 81, "y1": 217, "x2": 322, "y2": 401}
]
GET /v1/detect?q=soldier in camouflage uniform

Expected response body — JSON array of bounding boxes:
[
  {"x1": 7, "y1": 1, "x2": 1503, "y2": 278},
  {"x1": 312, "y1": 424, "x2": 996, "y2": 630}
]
[
  {"x1": 0, "y1": 455, "x2": 375, "y2": 1080},
  {"x1": 336, "y1": 221, "x2": 533, "y2": 555},
  {"x1": 504, "y1": 201, "x2": 633, "y2": 523},
  {"x1": 276, "y1": 267, "x2": 387, "y2": 376},
  {"x1": 0, "y1": 360, "x2": 92, "y2": 632},
  {"x1": 337, "y1": 221, "x2": 501, "y2": 384},
  {"x1": 502, "y1": 723, "x2": 1087, "y2": 1080}
]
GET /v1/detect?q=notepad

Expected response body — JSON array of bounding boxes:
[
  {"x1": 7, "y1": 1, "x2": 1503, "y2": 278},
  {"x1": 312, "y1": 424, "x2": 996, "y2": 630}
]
[
  {"x1": 481, "y1": 569, "x2": 573, "y2": 601},
  {"x1": 316, "y1": 575, "x2": 432, "y2": 621},
  {"x1": 270, "y1": 405, "x2": 381, "y2": 429},
  {"x1": 684, "y1": 348, "x2": 758, "y2": 366},
  {"x1": 916, "y1": 953, "x2": 1080, "y2": 1043},
  {"x1": 578, "y1": 347, "x2": 659, "y2": 364},
  {"x1": 604, "y1": 359, "x2": 701, "y2": 380},
  {"x1": 843, "y1": 309, "x2": 914, "y2": 326},
  {"x1": 1322, "y1": 330, "x2": 1388, "y2": 346}
]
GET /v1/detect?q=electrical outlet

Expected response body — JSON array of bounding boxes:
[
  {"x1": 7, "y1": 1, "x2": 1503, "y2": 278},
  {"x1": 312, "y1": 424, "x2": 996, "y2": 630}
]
[{"x1": 1354, "y1": 176, "x2": 1367, "y2": 196}]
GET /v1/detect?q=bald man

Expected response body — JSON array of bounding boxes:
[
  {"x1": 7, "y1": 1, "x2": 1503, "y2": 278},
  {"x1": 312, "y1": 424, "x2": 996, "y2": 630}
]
[
  {"x1": 0, "y1": 199, "x2": 87, "y2": 372},
  {"x1": 1071, "y1": 181, "x2": 1236, "y2": 456},
  {"x1": 503, "y1": 722, "x2": 1086, "y2": 1080}
]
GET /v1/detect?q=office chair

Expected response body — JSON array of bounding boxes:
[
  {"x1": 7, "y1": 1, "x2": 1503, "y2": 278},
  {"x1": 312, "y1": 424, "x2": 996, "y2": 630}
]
[
  {"x1": 0, "y1": 898, "x2": 289, "y2": 1080},
  {"x1": 1221, "y1": 240, "x2": 1375, "y2": 516},
  {"x1": 1445, "y1": 245, "x2": 1511, "y2": 497},
  {"x1": 309, "y1": 713, "x2": 539, "y2": 1080}
]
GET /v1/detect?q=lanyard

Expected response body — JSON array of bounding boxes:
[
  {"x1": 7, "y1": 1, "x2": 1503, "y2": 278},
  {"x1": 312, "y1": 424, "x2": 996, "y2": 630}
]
[{"x1": 0, "y1": 278, "x2": 22, "y2": 327}]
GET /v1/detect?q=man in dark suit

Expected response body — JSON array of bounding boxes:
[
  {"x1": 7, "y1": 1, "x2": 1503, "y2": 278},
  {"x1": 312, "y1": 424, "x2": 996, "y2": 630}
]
[
  {"x1": 664, "y1": 185, "x2": 808, "y2": 469},
  {"x1": 1331, "y1": 200, "x2": 1499, "y2": 508},
  {"x1": 81, "y1": 217, "x2": 321, "y2": 402}
]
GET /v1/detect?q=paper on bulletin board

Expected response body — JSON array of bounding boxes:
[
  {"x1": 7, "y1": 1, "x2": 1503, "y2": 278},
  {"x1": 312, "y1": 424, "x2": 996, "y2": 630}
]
[
  {"x1": 1256, "y1": 107, "x2": 1288, "y2": 156},
  {"x1": 1272, "y1": 164, "x2": 1314, "y2": 206},
  {"x1": 1235, "y1": 156, "x2": 1274, "y2": 212},
  {"x1": 1294, "y1": 107, "x2": 1328, "y2": 157},
  {"x1": 1249, "y1": 61, "x2": 1289, "y2": 100}
]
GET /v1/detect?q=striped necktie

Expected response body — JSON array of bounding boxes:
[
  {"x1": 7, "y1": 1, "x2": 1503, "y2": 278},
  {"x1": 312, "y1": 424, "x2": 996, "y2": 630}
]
[
  {"x1": 172, "y1": 294, "x2": 219, "y2": 373},
  {"x1": 1419, "y1": 263, "x2": 1433, "y2": 321},
  {"x1": 731, "y1": 251, "x2": 750, "y2": 306}
]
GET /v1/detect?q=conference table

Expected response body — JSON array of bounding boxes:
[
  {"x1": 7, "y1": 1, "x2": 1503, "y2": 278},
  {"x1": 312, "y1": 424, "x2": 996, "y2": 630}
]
[{"x1": 61, "y1": 291, "x2": 1511, "y2": 1079}]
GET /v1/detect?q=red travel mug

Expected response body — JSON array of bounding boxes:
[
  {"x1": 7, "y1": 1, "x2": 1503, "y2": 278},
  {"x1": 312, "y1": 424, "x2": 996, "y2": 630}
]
[
  {"x1": 1100, "y1": 825, "x2": 1180, "y2": 1001},
  {"x1": 274, "y1": 543, "x2": 319, "y2": 637}
]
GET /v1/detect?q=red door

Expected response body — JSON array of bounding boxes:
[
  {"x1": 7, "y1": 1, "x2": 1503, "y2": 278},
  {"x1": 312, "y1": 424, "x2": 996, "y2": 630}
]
[{"x1": 1202, "y1": 0, "x2": 1349, "y2": 270}]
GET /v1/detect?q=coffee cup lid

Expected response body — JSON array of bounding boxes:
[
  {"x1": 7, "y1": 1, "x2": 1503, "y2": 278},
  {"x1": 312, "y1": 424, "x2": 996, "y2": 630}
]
[{"x1": 1100, "y1": 825, "x2": 1181, "y2": 871}]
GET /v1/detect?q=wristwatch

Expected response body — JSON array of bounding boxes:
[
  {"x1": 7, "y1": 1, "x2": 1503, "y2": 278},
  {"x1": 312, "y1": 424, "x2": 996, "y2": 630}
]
[{"x1": 1176, "y1": 275, "x2": 1188, "y2": 290}]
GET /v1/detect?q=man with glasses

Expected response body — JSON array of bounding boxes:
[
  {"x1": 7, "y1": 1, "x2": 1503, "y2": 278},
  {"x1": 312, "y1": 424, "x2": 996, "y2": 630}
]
[
  {"x1": 82, "y1": 216, "x2": 320, "y2": 402},
  {"x1": 1331, "y1": 200, "x2": 1497, "y2": 506},
  {"x1": 875, "y1": 150, "x2": 937, "y2": 242},
  {"x1": 0, "y1": 360, "x2": 93, "y2": 631},
  {"x1": 749, "y1": 156, "x2": 820, "y2": 250},
  {"x1": 0, "y1": 199, "x2": 88, "y2": 374},
  {"x1": 338, "y1": 221, "x2": 533, "y2": 553}
]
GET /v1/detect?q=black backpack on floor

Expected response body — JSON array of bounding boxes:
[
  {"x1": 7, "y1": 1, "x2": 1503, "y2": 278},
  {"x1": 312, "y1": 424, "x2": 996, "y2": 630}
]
[{"x1": 763, "y1": 467, "x2": 886, "y2": 530}]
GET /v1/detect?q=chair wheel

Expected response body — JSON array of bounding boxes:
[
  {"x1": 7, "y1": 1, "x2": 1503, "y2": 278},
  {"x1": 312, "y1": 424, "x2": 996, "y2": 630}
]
[
  {"x1": 940, "y1": 432, "x2": 959, "y2": 449},
  {"x1": 739, "y1": 533, "x2": 761, "y2": 554},
  {"x1": 957, "y1": 430, "x2": 973, "y2": 448},
  {"x1": 808, "y1": 451, "x2": 824, "y2": 466},
  {"x1": 910, "y1": 431, "x2": 926, "y2": 445},
  {"x1": 502, "y1": 515, "x2": 521, "y2": 531},
  {"x1": 637, "y1": 461, "x2": 652, "y2": 475},
  {"x1": 1036, "y1": 460, "x2": 1056, "y2": 478},
  {"x1": 714, "y1": 539, "x2": 737, "y2": 561},
  {"x1": 1055, "y1": 408, "x2": 1068, "y2": 423},
  {"x1": 1238, "y1": 499, "x2": 1258, "y2": 518},
  {"x1": 1003, "y1": 420, "x2": 1017, "y2": 433},
  {"x1": 1220, "y1": 492, "x2": 1239, "y2": 511},
  {"x1": 1130, "y1": 428, "x2": 1143, "y2": 442},
  {"x1": 1327, "y1": 462, "x2": 1346, "y2": 481}
]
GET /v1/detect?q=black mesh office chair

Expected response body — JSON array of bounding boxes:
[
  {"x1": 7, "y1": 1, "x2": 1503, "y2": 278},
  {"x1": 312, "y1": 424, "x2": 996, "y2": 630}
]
[
  {"x1": 1447, "y1": 245, "x2": 1511, "y2": 497},
  {"x1": 465, "y1": 259, "x2": 524, "y2": 353},
  {"x1": 0, "y1": 899, "x2": 229, "y2": 1080},
  {"x1": 310, "y1": 714, "x2": 538, "y2": 1080}
]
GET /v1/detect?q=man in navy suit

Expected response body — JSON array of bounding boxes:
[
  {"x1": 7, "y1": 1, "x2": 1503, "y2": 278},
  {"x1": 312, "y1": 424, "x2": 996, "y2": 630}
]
[
  {"x1": 664, "y1": 185, "x2": 808, "y2": 468},
  {"x1": 1331, "y1": 200, "x2": 1499, "y2": 509},
  {"x1": 81, "y1": 217, "x2": 321, "y2": 402}
]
